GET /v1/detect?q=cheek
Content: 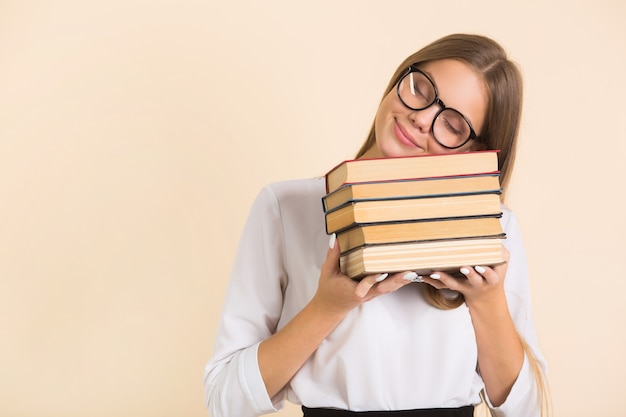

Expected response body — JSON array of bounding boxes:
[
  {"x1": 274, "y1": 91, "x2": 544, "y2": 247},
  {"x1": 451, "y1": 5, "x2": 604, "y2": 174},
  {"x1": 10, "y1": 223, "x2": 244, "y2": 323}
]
[
  {"x1": 432, "y1": 141, "x2": 480, "y2": 155},
  {"x1": 468, "y1": 141, "x2": 488, "y2": 151},
  {"x1": 374, "y1": 94, "x2": 397, "y2": 132}
]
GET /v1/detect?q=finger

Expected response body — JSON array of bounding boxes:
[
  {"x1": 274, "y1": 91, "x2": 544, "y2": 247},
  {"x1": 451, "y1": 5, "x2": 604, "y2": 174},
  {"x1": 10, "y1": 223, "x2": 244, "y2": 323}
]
[
  {"x1": 402, "y1": 271, "x2": 423, "y2": 283},
  {"x1": 376, "y1": 273, "x2": 389, "y2": 283},
  {"x1": 355, "y1": 273, "x2": 386, "y2": 298},
  {"x1": 357, "y1": 270, "x2": 420, "y2": 298},
  {"x1": 421, "y1": 278, "x2": 447, "y2": 290},
  {"x1": 422, "y1": 272, "x2": 452, "y2": 290},
  {"x1": 328, "y1": 232, "x2": 337, "y2": 250},
  {"x1": 475, "y1": 264, "x2": 506, "y2": 285},
  {"x1": 460, "y1": 266, "x2": 485, "y2": 286},
  {"x1": 322, "y1": 233, "x2": 341, "y2": 274},
  {"x1": 473, "y1": 265, "x2": 492, "y2": 283}
]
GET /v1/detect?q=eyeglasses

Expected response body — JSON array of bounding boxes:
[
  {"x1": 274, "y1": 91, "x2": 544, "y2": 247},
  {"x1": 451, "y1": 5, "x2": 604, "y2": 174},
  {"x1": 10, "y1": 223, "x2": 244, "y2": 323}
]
[{"x1": 396, "y1": 66, "x2": 478, "y2": 149}]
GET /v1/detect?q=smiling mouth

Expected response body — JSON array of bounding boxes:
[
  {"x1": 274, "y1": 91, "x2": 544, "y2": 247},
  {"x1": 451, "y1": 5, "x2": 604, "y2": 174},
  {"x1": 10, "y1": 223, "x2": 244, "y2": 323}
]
[{"x1": 394, "y1": 119, "x2": 421, "y2": 149}]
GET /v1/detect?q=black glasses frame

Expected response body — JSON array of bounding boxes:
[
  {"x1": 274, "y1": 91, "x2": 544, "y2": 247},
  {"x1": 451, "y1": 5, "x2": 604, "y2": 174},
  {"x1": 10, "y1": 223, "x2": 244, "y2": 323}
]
[{"x1": 396, "y1": 66, "x2": 479, "y2": 149}]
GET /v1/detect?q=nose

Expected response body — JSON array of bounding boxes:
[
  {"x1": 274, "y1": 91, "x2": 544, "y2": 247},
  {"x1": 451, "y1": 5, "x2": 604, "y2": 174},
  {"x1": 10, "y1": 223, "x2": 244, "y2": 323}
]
[{"x1": 408, "y1": 105, "x2": 440, "y2": 134}]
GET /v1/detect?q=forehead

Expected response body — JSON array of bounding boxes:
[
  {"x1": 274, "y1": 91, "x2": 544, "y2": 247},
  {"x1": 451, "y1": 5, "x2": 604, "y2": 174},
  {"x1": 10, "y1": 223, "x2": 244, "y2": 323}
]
[{"x1": 418, "y1": 59, "x2": 488, "y2": 132}]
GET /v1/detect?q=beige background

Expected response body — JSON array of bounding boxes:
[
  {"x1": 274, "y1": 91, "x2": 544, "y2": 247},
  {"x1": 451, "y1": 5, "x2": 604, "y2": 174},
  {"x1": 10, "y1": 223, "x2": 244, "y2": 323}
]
[{"x1": 1, "y1": 1, "x2": 625, "y2": 416}]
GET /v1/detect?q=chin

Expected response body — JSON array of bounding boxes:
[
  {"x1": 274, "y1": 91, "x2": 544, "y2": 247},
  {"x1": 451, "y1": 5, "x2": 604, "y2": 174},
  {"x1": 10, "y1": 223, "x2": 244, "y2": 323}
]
[{"x1": 381, "y1": 144, "x2": 428, "y2": 158}]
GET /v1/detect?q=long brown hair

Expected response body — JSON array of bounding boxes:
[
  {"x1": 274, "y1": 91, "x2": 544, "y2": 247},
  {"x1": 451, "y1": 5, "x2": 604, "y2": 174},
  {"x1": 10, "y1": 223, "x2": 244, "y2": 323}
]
[
  {"x1": 356, "y1": 33, "x2": 522, "y2": 198},
  {"x1": 356, "y1": 34, "x2": 551, "y2": 416}
]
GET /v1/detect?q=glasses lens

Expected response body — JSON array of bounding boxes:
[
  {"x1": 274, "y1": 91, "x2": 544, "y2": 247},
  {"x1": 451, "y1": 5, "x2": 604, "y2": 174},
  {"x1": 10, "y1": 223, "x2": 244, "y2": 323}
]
[
  {"x1": 433, "y1": 109, "x2": 472, "y2": 148},
  {"x1": 398, "y1": 71, "x2": 435, "y2": 110}
]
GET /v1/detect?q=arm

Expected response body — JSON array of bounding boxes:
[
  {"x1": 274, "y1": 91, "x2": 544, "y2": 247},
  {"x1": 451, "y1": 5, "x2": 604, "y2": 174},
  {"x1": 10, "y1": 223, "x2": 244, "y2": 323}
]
[
  {"x1": 257, "y1": 240, "x2": 349, "y2": 399},
  {"x1": 425, "y1": 250, "x2": 523, "y2": 405},
  {"x1": 204, "y1": 185, "x2": 411, "y2": 416},
  {"x1": 423, "y1": 210, "x2": 546, "y2": 414},
  {"x1": 259, "y1": 235, "x2": 413, "y2": 398},
  {"x1": 461, "y1": 252, "x2": 524, "y2": 406},
  {"x1": 204, "y1": 186, "x2": 289, "y2": 417}
]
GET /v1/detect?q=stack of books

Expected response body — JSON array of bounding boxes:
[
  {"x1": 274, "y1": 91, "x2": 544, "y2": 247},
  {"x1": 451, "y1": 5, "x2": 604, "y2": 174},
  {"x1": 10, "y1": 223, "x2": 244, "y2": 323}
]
[{"x1": 322, "y1": 151, "x2": 507, "y2": 279}]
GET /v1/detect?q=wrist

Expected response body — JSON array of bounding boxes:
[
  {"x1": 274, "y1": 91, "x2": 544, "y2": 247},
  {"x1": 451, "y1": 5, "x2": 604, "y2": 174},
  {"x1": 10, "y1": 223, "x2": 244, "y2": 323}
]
[
  {"x1": 307, "y1": 294, "x2": 351, "y2": 323},
  {"x1": 465, "y1": 289, "x2": 508, "y2": 317}
]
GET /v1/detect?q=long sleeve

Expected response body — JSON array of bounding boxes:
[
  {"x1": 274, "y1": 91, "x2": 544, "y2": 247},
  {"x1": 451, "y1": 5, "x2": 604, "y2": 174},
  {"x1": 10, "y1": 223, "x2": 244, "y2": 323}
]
[
  {"x1": 203, "y1": 179, "x2": 548, "y2": 416},
  {"x1": 203, "y1": 185, "x2": 288, "y2": 417}
]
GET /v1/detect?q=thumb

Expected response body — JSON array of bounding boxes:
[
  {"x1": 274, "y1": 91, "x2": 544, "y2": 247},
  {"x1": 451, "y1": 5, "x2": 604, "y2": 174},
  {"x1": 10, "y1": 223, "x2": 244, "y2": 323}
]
[{"x1": 323, "y1": 233, "x2": 341, "y2": 274}]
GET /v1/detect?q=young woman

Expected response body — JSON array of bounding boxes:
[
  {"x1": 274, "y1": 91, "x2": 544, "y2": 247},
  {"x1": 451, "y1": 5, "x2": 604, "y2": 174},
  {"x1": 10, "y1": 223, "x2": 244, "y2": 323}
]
[{"x1": 204, "y1": 33, "x2": 550, "y2": 417}]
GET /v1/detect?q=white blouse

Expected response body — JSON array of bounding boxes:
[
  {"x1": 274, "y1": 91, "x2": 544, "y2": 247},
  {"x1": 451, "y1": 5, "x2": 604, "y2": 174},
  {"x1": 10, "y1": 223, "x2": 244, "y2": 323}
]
[{"x1": 204, "y1": 177, "x2": 546, "y2": 417}]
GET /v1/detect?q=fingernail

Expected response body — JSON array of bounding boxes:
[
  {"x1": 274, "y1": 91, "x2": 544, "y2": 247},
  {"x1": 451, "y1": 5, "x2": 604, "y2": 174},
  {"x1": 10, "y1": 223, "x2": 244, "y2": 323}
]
[
  {"x1": 403, "y1": 272, "x2": 418, "y2": 281},
  {"x1": 460, "y1": 267, "x2": 471, "y2": 275},
  {"x1": 430, "y1": 273, "x2": 441, "y2": 279},
  {"x1": 474, "y1": 266, "x2": 486, "y2": 274},
  {"x1": 375, "y1": 273, "x2": 389, "y2": 282},
  {"x1": 328, "y1": 233, "x2": 336, "y2": 249}
]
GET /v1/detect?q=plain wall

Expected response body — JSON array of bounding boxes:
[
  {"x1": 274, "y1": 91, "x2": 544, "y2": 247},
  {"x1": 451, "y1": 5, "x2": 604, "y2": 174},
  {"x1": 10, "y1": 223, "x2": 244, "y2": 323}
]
[{"x1": 1, "y1": 1, "x2": 625, "y2": 416}]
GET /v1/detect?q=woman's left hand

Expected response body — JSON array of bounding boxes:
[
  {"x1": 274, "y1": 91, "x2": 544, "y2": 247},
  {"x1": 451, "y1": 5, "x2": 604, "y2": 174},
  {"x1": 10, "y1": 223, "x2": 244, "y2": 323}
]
[{"x1": 421, "y1": 245, "x2": 510, "y2": 305}]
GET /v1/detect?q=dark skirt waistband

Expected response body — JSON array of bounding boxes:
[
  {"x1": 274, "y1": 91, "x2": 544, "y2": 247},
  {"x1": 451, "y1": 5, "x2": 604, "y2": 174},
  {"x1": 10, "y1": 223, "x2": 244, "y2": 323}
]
[{"x1": 302, "y1": 405, "x2": 474, "y2": 417}]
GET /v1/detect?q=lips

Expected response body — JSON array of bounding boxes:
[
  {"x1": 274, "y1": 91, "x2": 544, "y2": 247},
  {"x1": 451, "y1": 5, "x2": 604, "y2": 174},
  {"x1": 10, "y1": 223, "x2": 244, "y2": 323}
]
[{"x1": 393, "y1": 119, "x2": 421, "y2": 149}]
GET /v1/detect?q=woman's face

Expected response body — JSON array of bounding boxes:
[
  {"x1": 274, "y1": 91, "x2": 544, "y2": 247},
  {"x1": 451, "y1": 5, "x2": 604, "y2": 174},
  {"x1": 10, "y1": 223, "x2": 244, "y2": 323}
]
[{"x1": 364, "y1": 59, "x2": 488, "y2": 159}]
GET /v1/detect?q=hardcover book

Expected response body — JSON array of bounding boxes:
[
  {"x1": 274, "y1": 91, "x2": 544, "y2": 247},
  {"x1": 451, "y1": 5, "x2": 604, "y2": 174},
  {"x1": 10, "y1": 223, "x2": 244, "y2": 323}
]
[
  {"x1": 325, "y1": 192, "x2": 502, "y2": 234},
  {"x1": 323, "y1": 173, "x2": 501, "y2": 212},
  {"x1": 336, "y1": 215, "x2": 504, "y2": 255},
  {"x1": 339, "y1": 238, "x2": 506, "y2": 279},
  {"x1": 325, "y1": 150, "x2": 499, "y2": 193}
]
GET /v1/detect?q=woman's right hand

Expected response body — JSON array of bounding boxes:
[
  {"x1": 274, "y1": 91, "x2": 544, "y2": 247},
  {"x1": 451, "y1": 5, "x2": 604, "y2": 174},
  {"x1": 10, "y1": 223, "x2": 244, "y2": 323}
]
[{"x1": 310, "y1": 234, "x2": 414, "y2": 317}]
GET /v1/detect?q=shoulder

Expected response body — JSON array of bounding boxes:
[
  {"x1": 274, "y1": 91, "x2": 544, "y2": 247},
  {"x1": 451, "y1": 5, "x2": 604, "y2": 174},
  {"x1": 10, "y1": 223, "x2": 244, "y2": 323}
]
[
  {"x1": 256, "y1": 178, "x2": 327, "y2": 245},
  {"x1": 264, "y1": 177, "x2": 326, "y2": 197},
  {"x1": 260, "y1": 177, "x2": 326, "y2": 207},
  {"x1": 249, "y1": 177, "x2": 326, "y2": 220}
]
